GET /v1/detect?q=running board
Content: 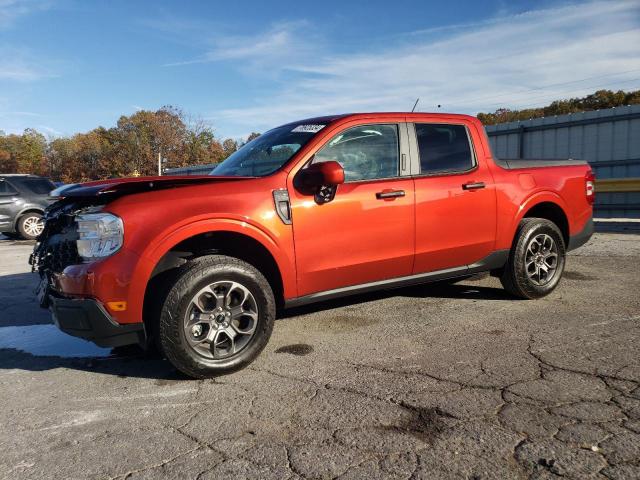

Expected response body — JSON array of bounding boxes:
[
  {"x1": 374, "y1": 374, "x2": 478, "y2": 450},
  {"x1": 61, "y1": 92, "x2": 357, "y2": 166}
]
[{"x1": 285, "y1": 250, "x2": 509, "y2": 308}]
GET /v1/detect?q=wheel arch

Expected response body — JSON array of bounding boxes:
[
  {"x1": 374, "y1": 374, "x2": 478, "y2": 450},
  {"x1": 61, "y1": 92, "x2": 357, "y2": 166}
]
[
  {"x1": 521, "y1": 201, "x2": 569, "y2": 247},
  {"x1": 139, "y1": 224, "x2": 291, "y2": 338},
  {"x1": 507, "y1": 193, "x2": 570, "y2": 248},
  {"x1": 13, "y1": 207, "x2": 44, "y2": 229}
]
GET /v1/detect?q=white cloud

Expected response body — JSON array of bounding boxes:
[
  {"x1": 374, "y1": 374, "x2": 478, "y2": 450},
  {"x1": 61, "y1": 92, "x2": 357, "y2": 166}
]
[
  {"x1": 164, "y1": 20, "x2": 319, "y2": 70},
  {"x1": 0, "y1": 0, "x2": 51, "y2": 29},
  {"x1": 0, "y1": 46, "x2": 55, "y2": 81},
  {"x1": 198, "y1": 0, "x2": 640, "y2": 134},
  {"x1": 0, "y1": 110, "x2": 41, "y2": 117},
  {"x1": 36, "y1": 124, "x2": 62, "y2": 136}
]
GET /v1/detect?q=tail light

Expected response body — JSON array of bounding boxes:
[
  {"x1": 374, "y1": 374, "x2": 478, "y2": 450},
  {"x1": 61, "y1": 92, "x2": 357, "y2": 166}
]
[{"x1": 585, "y1": 170, "x2": 595, "y2": 205}]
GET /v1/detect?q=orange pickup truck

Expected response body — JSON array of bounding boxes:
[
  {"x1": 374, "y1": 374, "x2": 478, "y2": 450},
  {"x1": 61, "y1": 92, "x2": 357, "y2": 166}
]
[{"x1": 31, "y1": 112, "x2": 594, "y2": 378}]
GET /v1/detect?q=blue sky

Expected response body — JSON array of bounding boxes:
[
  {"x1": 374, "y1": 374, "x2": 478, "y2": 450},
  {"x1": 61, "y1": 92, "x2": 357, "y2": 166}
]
[{"x1": 1, "y1": 0, "x2": 640, "y2": 139}]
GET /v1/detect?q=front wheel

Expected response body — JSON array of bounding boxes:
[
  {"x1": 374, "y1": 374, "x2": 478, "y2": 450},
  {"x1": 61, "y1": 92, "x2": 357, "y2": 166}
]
[
  {"x1": 500, "y1": 218, "x2": 566, "y2": 299},
  {"x1": 159, "y1": 255, "x2": 275, "y2": 379}
]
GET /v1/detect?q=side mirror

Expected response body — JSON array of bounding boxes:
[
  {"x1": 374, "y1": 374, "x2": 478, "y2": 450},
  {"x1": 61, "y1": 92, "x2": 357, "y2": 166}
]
[
  {"x1": 298, "y1": 161, "x2": 344, "y2": 189},
  {"x1": 316, "y1": 160, "x2": 345, "y2": 186},
  {"x1": 295, "y1": 160, "x2": 345, "y2": 204}
]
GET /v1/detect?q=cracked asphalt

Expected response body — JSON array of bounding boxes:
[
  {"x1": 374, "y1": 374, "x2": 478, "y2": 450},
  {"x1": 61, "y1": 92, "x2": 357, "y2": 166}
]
[{"x1": 1, "y1": 233, "x2": 639, "y2": 479}]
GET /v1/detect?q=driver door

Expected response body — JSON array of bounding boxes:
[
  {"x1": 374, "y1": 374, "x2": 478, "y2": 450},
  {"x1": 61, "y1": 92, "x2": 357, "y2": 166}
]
[{"x1": 288, "y1": 122, "x2": 415, "y2": 297}]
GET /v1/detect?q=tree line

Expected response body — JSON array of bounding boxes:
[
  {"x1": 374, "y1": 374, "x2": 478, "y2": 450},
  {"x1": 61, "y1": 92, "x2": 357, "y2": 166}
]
[
  {"x1": 2, "y1": 89, "x2": 638, "y2": 181},
  {"x1": 0, "y1": 106, "x2": 259, "y2": 182},
  {"x1": 477, "y1": 89, "x2": 640, "y2": 125}
]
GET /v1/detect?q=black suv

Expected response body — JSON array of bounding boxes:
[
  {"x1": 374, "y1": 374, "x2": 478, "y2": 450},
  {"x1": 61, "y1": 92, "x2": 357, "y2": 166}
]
[{"x1": 0, "y1": 175, "x2": 57, "y2": 240}]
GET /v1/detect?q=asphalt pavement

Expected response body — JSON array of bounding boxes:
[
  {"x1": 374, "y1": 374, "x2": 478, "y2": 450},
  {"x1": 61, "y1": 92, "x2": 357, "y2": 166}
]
[{"x1": 0, "y1": 233, "x2": 639, "y2": 479}]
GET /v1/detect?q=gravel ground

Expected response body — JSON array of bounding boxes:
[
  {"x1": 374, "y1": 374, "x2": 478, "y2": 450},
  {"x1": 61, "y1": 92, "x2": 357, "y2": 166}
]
[{"x1": 0, "y1": 233, "x2": 639, "y2": 479}]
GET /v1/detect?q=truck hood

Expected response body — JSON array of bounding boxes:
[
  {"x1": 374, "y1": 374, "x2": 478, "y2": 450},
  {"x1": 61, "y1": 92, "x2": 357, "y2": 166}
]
[{"x1": 53, "y1": 175, "x2": 251, "y2": 199}]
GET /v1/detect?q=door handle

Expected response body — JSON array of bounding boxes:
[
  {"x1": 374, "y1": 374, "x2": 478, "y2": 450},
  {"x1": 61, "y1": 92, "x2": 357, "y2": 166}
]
[
  {"x1": 462, "y1": 182, "x2": 485, "y2": 191},
  {"x1": 376, "y1": 189, "x2": 405, "y2": 199}
]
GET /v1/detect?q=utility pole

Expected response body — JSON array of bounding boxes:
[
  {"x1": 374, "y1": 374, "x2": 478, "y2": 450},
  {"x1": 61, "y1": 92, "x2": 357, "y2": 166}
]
[{"x1": 158, "y1": 149, "x2": 162, "y2": 176}]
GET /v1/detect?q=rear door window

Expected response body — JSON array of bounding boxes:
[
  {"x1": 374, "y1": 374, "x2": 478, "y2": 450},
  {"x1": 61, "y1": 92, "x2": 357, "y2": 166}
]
[{"x1": 415, "y1": 124, "x2": 475, "y2": 175}]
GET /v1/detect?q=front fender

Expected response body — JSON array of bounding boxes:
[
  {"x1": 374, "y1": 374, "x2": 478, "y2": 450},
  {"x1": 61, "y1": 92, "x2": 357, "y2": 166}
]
[{"x1": 121, "y1": 217, "x2": 296, "y2": 325}]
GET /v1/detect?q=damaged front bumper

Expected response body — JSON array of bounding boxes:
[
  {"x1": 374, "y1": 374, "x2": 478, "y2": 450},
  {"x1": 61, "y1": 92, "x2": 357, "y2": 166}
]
[{"x1": 48, "y1": 292, "x2": 145, "y2": 348}]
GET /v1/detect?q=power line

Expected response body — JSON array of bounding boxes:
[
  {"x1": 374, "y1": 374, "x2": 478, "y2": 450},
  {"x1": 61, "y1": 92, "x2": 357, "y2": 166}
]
[{"x1": 479, "y1": 77, "x2": 640, "y2": 111}]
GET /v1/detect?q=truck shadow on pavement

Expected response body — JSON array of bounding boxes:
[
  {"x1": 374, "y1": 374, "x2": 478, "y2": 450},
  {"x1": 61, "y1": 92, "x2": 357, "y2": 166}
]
[
  {"x1": 283, "y1": 280, "x2": 515, "y2": 318},
  {"x1": 0, "y1": 272, "x2": 51, "y2": 327},
  {"x1": 0, "y1": 271, "x2": 513, "y2": 380},
  {"x1": 0, "y1": 348, "x2": 190, "y2": 380}
]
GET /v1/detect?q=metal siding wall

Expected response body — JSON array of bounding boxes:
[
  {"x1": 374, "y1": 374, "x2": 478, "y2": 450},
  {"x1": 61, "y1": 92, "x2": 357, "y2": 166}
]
[
  {"x1": 486, "y1": 105, "x2": 640, "y2": 218},
  {"x1": 630, "y1": 116, "x2": 640, "y2": 180}
]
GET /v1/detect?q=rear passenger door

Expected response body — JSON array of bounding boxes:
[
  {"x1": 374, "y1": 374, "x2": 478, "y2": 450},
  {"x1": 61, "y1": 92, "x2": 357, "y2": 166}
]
[{"x1": 410, "y1": 122, "x2": 497, "y2": 273}]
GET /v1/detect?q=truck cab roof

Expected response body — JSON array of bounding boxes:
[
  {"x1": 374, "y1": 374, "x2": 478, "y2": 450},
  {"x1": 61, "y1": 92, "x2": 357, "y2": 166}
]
[{"x1": 289, "y1": 112, "x2": 479, "y2": 126}]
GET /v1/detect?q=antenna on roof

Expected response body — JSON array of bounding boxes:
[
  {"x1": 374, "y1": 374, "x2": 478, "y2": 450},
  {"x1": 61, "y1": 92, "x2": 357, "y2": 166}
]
[{"x1": 411, "y1": 98, "x2": 420, "y2": 112}]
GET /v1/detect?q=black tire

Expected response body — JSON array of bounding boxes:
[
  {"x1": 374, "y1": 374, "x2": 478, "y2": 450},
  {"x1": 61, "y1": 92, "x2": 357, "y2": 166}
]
[
  {"x1": 159, "y1": 255, "x2": 275, "y2": 379},
  {"x1": 143, "y1": 267, "x2": 183, "y2": 356},
  {"x1": 500, "y1": 218, "x2": 566, "y2": 299},
  {"x1": 17, "y1": 212, "x2": 44, "y2": 240}
]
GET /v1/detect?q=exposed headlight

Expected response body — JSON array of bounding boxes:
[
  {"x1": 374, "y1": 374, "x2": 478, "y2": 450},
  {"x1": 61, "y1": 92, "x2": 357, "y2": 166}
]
[{"x1": 76, "y1": 213, "x2": 124, "y2": 261}]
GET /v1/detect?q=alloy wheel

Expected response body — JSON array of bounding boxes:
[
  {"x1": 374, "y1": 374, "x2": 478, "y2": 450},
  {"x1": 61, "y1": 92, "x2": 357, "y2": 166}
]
[
  {"x1": 23, "y1": 216, "x2": 44, "y2": 238},
  {"x1": 183, "y1": 280, "x2": 259, "y2": 360},
  {"x1": 525, "y1": 233, "x2": 559, "y2": 286}
]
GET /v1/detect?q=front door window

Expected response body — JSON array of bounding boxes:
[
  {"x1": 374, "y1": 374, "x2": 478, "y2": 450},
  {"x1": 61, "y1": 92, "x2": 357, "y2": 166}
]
[{"x1": 312, "y1": 124, "x2": 400, "y2": 181}]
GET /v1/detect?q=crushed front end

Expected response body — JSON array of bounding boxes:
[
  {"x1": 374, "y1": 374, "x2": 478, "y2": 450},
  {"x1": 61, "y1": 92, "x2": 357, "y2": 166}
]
[{"x1": 30, "y1": 199, "x2": 145, "y2": 348}]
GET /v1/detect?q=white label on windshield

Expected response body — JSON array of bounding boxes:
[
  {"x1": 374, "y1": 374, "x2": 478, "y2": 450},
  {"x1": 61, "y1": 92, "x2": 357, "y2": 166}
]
[{"x1": 292, "y1": 124, "x2": 325, "y2": 133}]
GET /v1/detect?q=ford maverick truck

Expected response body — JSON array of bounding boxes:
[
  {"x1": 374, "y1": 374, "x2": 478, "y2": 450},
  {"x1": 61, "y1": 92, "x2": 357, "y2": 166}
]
[{"x1": 31, "y1": 113, "x2": 594, "y2": 378}]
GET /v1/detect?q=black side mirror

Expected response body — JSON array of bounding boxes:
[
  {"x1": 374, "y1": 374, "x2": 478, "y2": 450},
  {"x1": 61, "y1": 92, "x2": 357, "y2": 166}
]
[{"x1": 294, "y1": 161, "x2": 345, "y2": 204}]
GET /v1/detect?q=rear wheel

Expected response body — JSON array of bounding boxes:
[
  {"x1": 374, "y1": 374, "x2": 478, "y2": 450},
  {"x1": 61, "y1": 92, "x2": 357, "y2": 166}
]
[
  {"x1": 159, "y1": 255, "x2": 275, "y2": 378},
  {"x1": 17, "y1": 213, "x2": 44, "y2": 240},
  {"x1": 500, "y1": 218, "x2": 566, "y2": 299}
]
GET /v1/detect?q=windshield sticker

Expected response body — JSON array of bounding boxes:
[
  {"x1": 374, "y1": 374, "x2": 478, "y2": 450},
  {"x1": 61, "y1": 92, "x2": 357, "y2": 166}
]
[{"x1": 292, "y1": 124, "x2": 325, "y2": 133}]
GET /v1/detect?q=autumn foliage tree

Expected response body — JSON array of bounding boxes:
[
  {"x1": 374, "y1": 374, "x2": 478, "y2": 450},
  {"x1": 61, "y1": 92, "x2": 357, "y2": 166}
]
[
  {"x1": 477, "y1": 89, "x2": 640, "y2": 125},
  {"x1": 0, "y1": 129, "x2": 48, "y2": 176},
  {"x1": 0, "y1": 106, "x2": 247, "y2": 182}
]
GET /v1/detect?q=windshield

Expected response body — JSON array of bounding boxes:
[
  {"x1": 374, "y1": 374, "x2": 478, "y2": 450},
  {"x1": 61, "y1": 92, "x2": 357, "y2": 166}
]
[{"x1": 211, "y1": 124, "x2": 325, "y2": 177}]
